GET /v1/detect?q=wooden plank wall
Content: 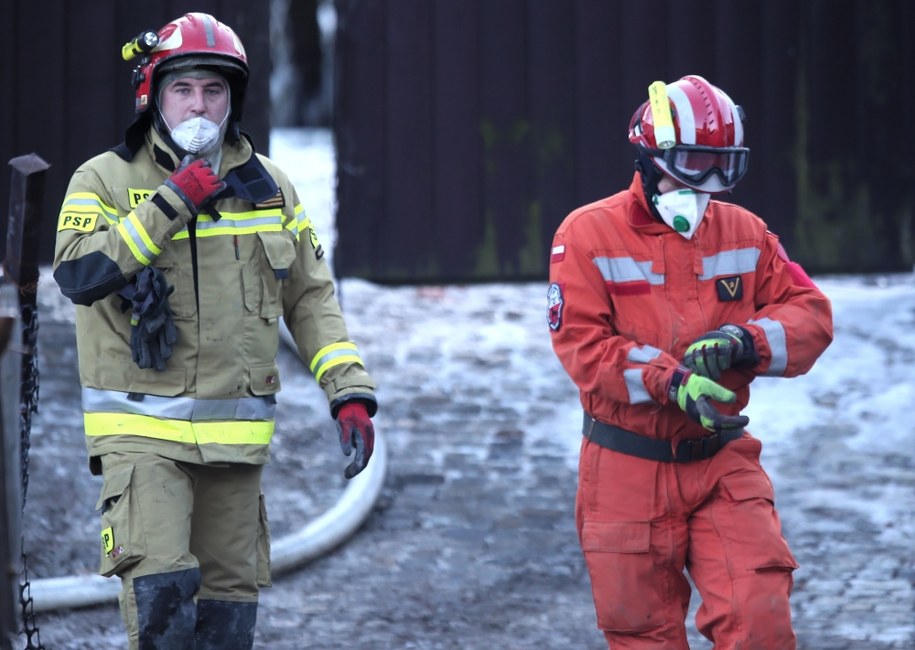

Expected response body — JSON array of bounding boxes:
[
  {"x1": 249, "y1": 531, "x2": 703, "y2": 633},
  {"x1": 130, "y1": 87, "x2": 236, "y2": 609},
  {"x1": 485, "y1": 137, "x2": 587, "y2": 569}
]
[
  {"x1": 334, "y1": 0, "x2": 915, "y2": 282},
  {"x1": 0, "y1": 0, "x2": 271, "y2": 265}
]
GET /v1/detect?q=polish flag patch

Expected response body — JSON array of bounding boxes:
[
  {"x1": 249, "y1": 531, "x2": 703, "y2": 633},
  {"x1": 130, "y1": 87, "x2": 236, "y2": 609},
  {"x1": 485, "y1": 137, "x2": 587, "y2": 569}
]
[{"x1": 550, "y1": 245, "x2": 566, "y2": 263}]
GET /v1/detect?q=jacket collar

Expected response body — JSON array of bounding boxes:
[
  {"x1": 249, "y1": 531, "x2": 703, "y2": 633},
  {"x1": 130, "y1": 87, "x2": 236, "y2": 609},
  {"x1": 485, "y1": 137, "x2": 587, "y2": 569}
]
[
  {"x1": 144, "y1": 127, "x2": 254, "y2": 176},
  {"x1": 626, "y1": 172, "x2": 669, "y2": 234}
]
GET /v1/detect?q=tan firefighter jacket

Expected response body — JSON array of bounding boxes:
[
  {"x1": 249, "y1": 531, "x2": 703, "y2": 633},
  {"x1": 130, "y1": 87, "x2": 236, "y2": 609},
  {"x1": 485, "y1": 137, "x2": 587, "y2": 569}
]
[{"x1": 53, "y1": 127, "x2": 376, "y2": 471}]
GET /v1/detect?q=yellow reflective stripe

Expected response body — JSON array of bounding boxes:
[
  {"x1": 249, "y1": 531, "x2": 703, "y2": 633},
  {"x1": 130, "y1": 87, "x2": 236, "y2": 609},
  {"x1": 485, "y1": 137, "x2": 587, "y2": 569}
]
[
  {"x1": 128, "y1": 211, "x2": 161, "y2": 258},
  {"x1": 171, "y1": 209, "x2": 285, "y2": 241},
  {"x1": 116, "y1": 212, "x2": 158, "y2": 266},
  {"x1": 287, "y1": 205, "x2": 308, "y2": 240},
  {"x1": 61, "y1": 192, "x2": 119, "y2": 225},
  {"x1": 84, "y1": 412, "x2": 274, "y2": 445},
  {"x1": 309, "y1": 342, "x2": 363, "y2": 381}
]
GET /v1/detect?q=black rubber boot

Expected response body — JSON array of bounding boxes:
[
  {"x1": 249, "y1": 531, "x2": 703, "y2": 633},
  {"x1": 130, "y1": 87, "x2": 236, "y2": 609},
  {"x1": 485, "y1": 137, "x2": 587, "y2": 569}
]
[
  {"x1": 133, "y1": 567, "x2": 201, "y2": 650},
  {"x1": 195, "y1": 598, "x2": 258, "y2": 649}
]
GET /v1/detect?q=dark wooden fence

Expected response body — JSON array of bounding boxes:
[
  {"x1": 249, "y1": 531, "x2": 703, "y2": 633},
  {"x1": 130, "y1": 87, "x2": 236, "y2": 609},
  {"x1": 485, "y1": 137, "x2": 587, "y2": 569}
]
[
  {"x1": 0, "y1": 0, "x2": 271, "y2": 265},
  {"x1": 333, "y1": 0, "x2": 915, "y2": 282}
]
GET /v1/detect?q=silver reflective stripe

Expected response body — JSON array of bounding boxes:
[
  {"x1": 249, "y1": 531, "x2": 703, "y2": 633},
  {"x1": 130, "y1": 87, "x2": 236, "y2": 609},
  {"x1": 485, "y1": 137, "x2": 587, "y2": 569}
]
[
  {"x1": 624, "y1": 368, "x2": 652, "y2": 404},
  {"x1": 627, "y1": 344, "x2": 662, "y2": 364},
  {"x1": 63, "y1": 197, "x2": 119, "y2": 223},
  {"x1": 195, "y1": 213, "x2": 284, "y2": 233},
  {"x1": 203, "y1": 15, "x2": 216, "y2": 47},
  {"x1": 593, "y1": 257, "x2": 664, "y2": 285},
  {"x1": 749, "y1": 317, "x2": 787, "y2": 376},
  {"x1": 82, "y1": 387, "x2": 276, "y2": 421},
  {"x1": 119, "y1": 217, "x2": 158, "y2": 263},
  {"x1": 699, "y1": 247, "x2": 760, "y2": 280},
  {"x1": 666, "y1": 84, "x2": 696, "y2": 144}
]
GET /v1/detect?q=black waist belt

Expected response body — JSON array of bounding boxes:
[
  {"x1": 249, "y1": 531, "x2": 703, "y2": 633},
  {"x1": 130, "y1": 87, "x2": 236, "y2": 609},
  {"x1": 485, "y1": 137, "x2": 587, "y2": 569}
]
[{"x1": 582, "y1": 413, "x2": 743, "y2": 463}]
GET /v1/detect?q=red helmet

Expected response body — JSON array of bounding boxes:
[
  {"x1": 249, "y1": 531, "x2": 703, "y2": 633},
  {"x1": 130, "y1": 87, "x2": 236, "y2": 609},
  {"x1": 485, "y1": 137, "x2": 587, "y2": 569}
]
[
  {"x1": 628, "y1": 75, "x2": 749, "y2": 192},
  {"x1": 125, "y1": 13, "x2": 248, "y2": 119}
]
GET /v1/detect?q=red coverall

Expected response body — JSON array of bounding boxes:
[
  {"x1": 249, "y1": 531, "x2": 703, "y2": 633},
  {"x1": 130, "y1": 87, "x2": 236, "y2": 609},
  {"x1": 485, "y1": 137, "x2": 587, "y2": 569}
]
[{"x1": 549, "y1": 173, "x2": 833, "y2": 649}]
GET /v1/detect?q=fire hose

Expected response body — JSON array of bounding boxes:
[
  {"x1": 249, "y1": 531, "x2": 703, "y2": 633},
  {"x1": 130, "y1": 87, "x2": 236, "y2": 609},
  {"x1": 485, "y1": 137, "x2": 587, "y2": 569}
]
[{"x1": 28, "y1": 322, "x2": 387, "y2": 613}]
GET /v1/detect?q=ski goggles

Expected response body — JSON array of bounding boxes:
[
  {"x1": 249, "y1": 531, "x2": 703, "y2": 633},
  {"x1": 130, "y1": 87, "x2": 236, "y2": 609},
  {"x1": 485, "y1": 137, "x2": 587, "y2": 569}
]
[{"x1": 649, "y1": 145, "x2": 750, "y2": 189}]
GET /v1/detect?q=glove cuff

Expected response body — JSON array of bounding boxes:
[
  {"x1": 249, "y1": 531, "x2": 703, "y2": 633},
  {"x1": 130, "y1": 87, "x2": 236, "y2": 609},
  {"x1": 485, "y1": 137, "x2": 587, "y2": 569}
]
[
  {"x1": 721, "y1": 323, "x2": 758, "y2": 367},
  {"x1": 666, "y1": 366, "x2": 690, "y2": 404},
  {"x1": 330, "y1": 393, "x2": 378, "y2": 419}
]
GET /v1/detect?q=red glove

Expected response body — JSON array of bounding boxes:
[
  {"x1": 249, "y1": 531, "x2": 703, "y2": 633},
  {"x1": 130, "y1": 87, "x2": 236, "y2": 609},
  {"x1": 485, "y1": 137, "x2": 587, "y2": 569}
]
[
  {"x1": 164, "y1": 155, "x2": 226, "y2": 213},
  {"x1": 336, "y1": 402, "x2": 375, "y2": 479}
]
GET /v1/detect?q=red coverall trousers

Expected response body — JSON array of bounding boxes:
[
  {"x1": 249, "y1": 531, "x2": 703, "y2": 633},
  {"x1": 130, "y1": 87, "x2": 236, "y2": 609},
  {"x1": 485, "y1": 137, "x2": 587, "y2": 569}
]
[{"x1": 576, "y1": 432, "x2": 797, "y2": 649}]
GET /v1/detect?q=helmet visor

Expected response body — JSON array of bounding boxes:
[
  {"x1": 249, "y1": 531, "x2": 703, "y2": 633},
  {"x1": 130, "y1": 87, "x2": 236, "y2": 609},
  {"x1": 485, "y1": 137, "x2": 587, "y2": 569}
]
[{"x1": 657, "y1": 146, "x2": 749, "y2": 189}]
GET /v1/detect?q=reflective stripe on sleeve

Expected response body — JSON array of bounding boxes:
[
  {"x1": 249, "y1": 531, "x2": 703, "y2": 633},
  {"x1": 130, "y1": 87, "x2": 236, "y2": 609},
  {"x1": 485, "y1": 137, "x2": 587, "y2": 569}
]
[
  {"x1": 116, "y1": 212, "x2": 161, "y2": 265},
  {"x1": 623, "y1": 345, "x2": 661, "y2": 404},
  {"x1": 60, "y1": 192, "x2": 119, "y2": 225},
  {"x1": 287, "y1": 205, "x2": 308, "y2": 241},
  {"x1": 749, "y1": 316, "x2": 788, "y2": 376},
  {"x1": 309, "y1": 342, "x2": 364, "y2": 382},
  {"x1": 624, "y1": 368, "x2": 653, "y2": 404}
]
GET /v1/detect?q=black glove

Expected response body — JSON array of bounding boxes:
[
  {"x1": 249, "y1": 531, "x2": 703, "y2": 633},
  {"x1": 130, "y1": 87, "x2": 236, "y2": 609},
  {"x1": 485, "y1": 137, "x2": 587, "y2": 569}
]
[
  {"x1": 682, "y1": 324, "x2": 757, "y2": 380},
  {"x1": 117, "y1": 267, "x2": 178, "y2": 371},
  {"x1": 668, "y1": 366, "x2": 749, "y2": 433}
]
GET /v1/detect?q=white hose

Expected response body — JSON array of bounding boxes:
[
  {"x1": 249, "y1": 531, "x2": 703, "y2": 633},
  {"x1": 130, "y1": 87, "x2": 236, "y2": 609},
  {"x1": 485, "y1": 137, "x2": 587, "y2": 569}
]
[{"x1": 29, "y1": 324, "x2": 387, "y2": 613}]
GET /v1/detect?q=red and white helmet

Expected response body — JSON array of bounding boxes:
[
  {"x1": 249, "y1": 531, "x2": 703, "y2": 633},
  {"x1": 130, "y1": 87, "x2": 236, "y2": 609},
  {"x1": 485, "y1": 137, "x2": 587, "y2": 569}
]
[
  {"x1": 126, "y1": 13, "x2": 248, "y2": 119},
  {"x1": 628, "y1": 75, "x2": 749, "y2": 192}
]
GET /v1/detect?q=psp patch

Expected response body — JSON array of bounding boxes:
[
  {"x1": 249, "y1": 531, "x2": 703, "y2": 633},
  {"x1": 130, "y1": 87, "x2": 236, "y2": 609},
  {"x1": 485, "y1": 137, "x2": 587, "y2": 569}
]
[
  {"x1": 547, "y1": 283, "x2": 564, "y2": 331},
  {"x1": 57, "y1": 213, "x2": 97, "y2": 232},
  {"x1": 716, "y1": 276, "x2": 743, "y2": 301}
]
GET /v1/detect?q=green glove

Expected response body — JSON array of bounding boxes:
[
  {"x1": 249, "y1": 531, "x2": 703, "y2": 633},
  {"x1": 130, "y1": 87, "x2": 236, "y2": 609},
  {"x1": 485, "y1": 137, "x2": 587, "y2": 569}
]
[
  {"x1": 682, "y1": 324, "x2": 757, "y2": 380},
  {"x1": 668, "y1": 366, "x2": 749, "y2": 433}
]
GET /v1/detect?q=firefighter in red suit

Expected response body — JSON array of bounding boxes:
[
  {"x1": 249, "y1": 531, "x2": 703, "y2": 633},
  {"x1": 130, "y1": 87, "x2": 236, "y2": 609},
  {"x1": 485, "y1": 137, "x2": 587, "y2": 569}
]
[{"x1": 548, "y1": 75, "x2": 833, "y2": 649}]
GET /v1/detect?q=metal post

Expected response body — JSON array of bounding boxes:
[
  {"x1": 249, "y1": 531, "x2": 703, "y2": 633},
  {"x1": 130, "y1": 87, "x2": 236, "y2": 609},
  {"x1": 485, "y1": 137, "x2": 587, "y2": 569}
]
[
  {"x1": 1, "y1": 153, "x2": 50, "y2": 650},
  {"x1": 0, "y1": 281, "x2": 22, "y2": 650}
]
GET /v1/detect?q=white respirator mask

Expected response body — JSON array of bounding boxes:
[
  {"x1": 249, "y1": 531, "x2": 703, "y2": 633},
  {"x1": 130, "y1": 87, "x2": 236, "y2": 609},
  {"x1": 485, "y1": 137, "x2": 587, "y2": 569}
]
[
  {"x1": 652, "y1": 188, "x2": 711, "y2": 239},
  {"x1": 170, "y1": 116, "x2": 224, "y2": 156}
]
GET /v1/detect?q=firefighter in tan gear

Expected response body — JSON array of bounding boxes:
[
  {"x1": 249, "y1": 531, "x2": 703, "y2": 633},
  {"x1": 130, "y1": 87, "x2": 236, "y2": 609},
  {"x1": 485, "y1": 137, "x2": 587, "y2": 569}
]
[
  {"x1": 548, "y1": 75, "x2": 833, "y2": 648},
  {"x1": 53, "y1": 13, "x2": 376, "y2": 649}
]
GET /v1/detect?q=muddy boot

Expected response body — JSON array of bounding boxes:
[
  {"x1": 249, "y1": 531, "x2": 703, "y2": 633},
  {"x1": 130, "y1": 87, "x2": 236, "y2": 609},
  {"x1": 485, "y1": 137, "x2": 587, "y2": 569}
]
[
  {"x1": 195, "y1": 599, "x2": 258, "y2": 649},
  {"x1": 133, "y1": 568, "x2": 200, "y2": 649}
]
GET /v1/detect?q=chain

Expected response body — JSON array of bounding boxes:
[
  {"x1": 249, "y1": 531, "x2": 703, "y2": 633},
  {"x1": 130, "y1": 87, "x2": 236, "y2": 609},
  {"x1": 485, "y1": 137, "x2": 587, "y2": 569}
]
[
  {"x1": 17, "y1": 553, "x2": 43, "y2": 650},
  {"x1": 18, "y1": 292, "x2": 43, "y2": 649}
]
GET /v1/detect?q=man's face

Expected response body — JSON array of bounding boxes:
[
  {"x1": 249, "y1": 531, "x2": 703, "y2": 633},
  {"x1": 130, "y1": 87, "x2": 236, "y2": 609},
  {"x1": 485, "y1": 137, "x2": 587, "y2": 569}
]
[
  {"x1": 159, "y1": 75, "x2": 229, "y2": 128},
  {"x1": 657, "y1": 174, "x2": 688, "y2": 194}
]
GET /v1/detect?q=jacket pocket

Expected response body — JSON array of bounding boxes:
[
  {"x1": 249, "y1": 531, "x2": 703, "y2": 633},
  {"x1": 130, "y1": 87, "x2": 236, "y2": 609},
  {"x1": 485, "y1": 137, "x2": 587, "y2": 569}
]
[
  {"x1": 249, "y1": 363, "x2": 281, "y2": 395},
  {"x1": 97, "y1": 465, "x2": 147, "y2": 577},
  {"x1": 255, "y1": 232, "x2": 296, "y2": 320},
  {"x1": 155, "y1": 258, "x2": 196, "y2": 320},
  {"x1": 581, "y1": 520, "x2": 650, "y2": 554},
  {"x1": 579, "y1": 520, "x2": 662, "y2": 632},
  {"x1": 717, "y1": 472, "x2": 798, "y2": 571}
]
